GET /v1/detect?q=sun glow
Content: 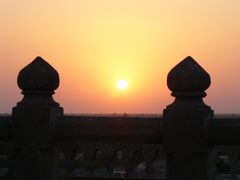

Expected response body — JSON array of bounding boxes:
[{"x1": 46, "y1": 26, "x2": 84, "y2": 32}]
[{"x1": 116, "y1": 79, "x2": 128, "y2": 90}]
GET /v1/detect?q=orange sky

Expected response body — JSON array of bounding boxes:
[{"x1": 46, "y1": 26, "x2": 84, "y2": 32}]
[{"x1": 0, "y1": 0, "x2": 240, "y2": 113}]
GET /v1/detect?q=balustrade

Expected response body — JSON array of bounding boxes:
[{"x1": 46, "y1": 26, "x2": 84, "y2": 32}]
[{"x1": 0, "y1": 56, "x2": 239, "y2": 180}]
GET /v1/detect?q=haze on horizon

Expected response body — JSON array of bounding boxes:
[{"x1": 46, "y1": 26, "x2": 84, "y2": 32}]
[{"x1": 0, "y1": 0, "x2": 240, "y2": 114}]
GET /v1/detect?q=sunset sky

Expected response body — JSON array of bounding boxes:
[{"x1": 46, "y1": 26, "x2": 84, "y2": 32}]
[{"x1": 1, "y1": 0, "x2": 240, "y2": 114}]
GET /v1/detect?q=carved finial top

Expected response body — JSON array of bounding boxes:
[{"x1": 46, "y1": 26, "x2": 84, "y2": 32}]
[
  {"x1": 167, "y1": 56, "x2": 211, "y2": 97},
  {"x1": 17, "y1": 56, "x2": 59, "y2": 94}
]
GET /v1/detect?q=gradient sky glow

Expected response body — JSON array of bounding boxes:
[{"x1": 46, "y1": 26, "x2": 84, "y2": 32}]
[{"x1": 1, "y1": 0, "x2": 240, "y2": 113}]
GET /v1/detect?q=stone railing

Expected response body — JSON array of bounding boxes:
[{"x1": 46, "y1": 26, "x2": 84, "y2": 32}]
[{"x1": 0, "y1": 56, "x2": 240, "y2": 180}]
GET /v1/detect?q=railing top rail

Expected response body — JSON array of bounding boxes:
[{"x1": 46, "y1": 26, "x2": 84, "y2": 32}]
[{"x1": 56, "y1": 115, "x2": 162, "y2": 144}]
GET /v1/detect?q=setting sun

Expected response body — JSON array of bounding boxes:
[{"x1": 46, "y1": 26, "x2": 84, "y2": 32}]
[{"x1": 116, "y1": 79, "x2": 128, "y2": 90}]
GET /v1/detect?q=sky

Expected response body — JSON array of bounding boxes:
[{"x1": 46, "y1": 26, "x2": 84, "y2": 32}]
[{"x1": 0, "y1": 0, "x2": 240, "y2": 114}]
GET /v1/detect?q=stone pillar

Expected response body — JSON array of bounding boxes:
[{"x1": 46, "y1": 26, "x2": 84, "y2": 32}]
[
  {"x1": 162, "y1": 56, "x2": 213, "y2": 180},
  {"x1": 12, "y1": 57, "x2": 63, "y2": 180}
]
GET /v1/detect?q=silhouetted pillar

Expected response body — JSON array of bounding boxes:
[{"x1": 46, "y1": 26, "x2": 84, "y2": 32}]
[
  {"x1": 12, "y1": 57, "x2": 63, "y2": 180},
  {"x1": 162, "y1": 56, "x2": 213, "y2": 180}
]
